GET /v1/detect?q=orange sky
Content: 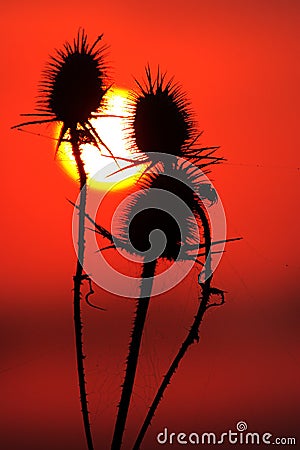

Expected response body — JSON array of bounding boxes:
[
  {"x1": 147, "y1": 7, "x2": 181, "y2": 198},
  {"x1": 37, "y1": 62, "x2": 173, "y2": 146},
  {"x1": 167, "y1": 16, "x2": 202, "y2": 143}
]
[{"x1": 1, "y1": 1, "x2": 300, "y2": 449}]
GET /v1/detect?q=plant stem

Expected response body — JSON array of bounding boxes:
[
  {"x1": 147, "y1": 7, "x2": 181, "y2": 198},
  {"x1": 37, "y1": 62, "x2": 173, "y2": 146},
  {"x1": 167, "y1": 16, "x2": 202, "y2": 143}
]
[
  {"x1": 133, "y1": 205, "x2": 212, "y2": 450},
  {"x1": 71, "y1": 127, "x2": 95, "y2": 450},
  {"x1": 111, "y1": 259, "x2": 157, "y2": 450}
]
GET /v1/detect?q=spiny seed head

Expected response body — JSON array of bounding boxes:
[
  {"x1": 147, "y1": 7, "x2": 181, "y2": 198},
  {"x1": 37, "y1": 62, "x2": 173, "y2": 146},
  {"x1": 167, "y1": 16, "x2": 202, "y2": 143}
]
[
  {"x1": 39, "y1": 29, "x2": 109, "y2": 124},
  {"x1": 128, "y1": 65, "x2": 196, "y2": 157},
  {"x1": 118, "y1": 164, "x2": 210, "y2": 262},
  {"x1": 12, "y1": 30, "x2": 111, "y2": 153},
  {"x1": 128, "y1": 206, "x2": 183, "y2": 261}
]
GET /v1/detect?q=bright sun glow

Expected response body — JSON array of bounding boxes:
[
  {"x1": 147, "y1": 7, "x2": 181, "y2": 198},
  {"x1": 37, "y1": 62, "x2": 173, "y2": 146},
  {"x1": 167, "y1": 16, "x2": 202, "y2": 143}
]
[{"x1": 57, "y1": 87, "x2": 143, "y2": 191}]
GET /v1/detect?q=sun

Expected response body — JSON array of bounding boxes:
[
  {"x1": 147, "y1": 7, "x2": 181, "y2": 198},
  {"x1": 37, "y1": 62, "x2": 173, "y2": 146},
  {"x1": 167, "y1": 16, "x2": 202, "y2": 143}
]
[{"x1": 57, "y1": 87, "x2": 142, "y2": 191}]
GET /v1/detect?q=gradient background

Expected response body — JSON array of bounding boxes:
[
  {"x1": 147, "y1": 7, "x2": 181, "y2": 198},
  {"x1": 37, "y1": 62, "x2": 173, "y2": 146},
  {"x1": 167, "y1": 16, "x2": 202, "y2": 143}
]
[{"x1": 1, "y1": 0, "x2": 299, "y2": 449}]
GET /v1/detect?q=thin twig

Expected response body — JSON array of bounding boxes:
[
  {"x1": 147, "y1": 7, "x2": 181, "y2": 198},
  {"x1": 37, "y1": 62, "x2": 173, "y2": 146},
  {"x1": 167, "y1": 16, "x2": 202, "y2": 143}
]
[{"x1": 82, "y1": 274, "x2": 107, "y2": 311}]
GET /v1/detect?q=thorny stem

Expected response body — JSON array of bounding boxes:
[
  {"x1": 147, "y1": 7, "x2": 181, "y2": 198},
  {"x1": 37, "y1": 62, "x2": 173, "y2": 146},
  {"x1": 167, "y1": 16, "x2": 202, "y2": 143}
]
[
  {"x1": 111, "y1": 259, "x2": 157, "y2": 450},
  {"x1": 71, "y1": 127, "x2": 95, "y2": 450},
  {"x1": 133, "y1": 205, "x2": 214, "y2": 450}
]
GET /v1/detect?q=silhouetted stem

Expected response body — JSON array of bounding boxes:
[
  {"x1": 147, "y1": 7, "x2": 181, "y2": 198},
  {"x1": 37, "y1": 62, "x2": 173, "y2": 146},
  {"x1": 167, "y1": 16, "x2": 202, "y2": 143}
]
[
  {"x1": 111, "y1": 260, "x2": 157, "y2": 450},
  {"x1": 133, "y1": 205, "x2": 212, "y2": 450},
  {"x1": 71, "y1": 127, "x2": 95, "y2": 450}
]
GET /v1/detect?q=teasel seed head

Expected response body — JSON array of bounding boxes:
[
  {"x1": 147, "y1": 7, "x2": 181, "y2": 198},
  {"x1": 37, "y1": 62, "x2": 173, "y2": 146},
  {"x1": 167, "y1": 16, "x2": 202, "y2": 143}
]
[
  {"x1": 12, "y1": 29, "x2": 111, "y2": 152},
  {"x1": 127, "y1": 65, "x2": 195, "y2": 157},
  {"x1": 117, "y1": 162, "x2": 214, "y2": 263},
  {"x1": 125, "y1": 65, "x2": 223, "y2": 173}
]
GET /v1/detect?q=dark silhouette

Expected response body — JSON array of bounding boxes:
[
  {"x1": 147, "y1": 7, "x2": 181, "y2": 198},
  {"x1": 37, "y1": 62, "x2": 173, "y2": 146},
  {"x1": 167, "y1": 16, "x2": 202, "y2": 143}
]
[
  {"x1": 110, "y1": 169, "x2": 207, "y2": 449},
  {"x1": 111, "y1": 260, "x2": 157, "y2": 450},
  {"x1": 110, "y1": 68, "x2": 213, "y2": 449},
  {"x1": 121, "y1": 65, "x2": 223, "y2": 177},
  {"x1": 12, "y1": 29, "x2": 111, "y2": 450},
  {"x1": 13, "y1": 47, "x2": 239, "y2": 449},
  {"x1": 100, "y1": 67, "x2": 237, "y2": 449},
  {"x1": 83, "y1": 166, "x2": 235, "y2": 449},
  {"x1": 76, "y1": 171, "x2": 240, "y2": 449},
  {"x1": 132, "y1": 201, "x2": 213, "y2": 449}
]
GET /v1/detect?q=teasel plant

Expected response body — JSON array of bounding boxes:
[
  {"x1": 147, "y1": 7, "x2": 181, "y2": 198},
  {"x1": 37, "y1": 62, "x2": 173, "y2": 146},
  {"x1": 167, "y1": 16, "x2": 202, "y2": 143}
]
[
  {"x1": 12, "y1": 29, "x2": 114, "y2": 450},
  {"x1": 79, "y1": 66, "x2": 239, "y2": 450},
  {"x1": 82, "y1": 67, "x2": 233, "y2": 448},
  {"x1": 110, "y1": 165, "x2": 207, "y2": 450},
  {"x1": 131, "y1": 179, "x2": 220, "y2": 450},
  {"x1": 124, "y1": 70, "x2": 240, "y2": 448},
  {"x1": 108, "y1": 65, "x2": 223, "y2": 180},
  {"x1": 81, "y1": 162, "x2": 237, "y2": 450},
  {"x1": 108, "y1": 68, "x2": 213, "y2": 450}
]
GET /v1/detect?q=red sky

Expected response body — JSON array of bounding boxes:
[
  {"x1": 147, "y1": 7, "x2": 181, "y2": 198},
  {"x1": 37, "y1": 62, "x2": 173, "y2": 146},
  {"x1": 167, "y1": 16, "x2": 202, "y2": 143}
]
[{"x1": 1, "y1": 1, "x2": 299, "y2": 449}]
